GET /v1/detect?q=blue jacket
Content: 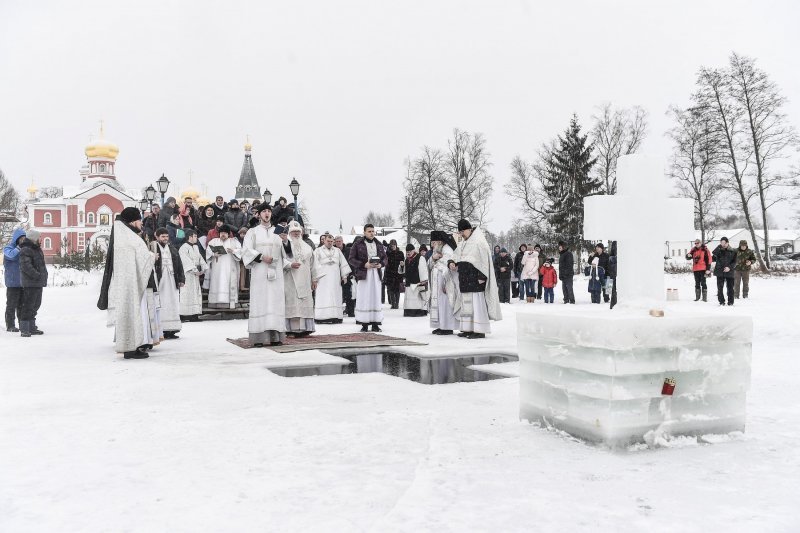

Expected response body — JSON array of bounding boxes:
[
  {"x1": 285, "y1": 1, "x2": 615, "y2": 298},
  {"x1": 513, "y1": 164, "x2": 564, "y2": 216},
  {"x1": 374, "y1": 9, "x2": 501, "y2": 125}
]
[{"x1": 3, "y1": 228, "x2": 27, "y2": 288}]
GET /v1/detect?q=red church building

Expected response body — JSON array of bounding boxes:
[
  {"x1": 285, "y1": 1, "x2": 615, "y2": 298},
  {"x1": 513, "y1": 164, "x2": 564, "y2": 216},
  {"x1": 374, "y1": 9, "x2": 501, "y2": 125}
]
[{"x1": 24, "y1": 126, "x2": 139, "y2": 262}]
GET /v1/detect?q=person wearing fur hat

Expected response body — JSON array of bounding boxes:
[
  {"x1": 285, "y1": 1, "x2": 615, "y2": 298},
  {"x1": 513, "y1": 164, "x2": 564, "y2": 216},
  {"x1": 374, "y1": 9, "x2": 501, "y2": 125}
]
[
  {"x1": 98, "y1": 207, "x2": 158, "y2": 359},
  {"x1": 3, "y1": 227, "x2": 26, "y2": 332},
  {"x1": 17, "y1": 229, "x2": 48, "y2": 337},
  {"x1": 179, "y1": 229, "x2": 208, "y2": 321},
  {"x1": 348, "y1": 224, "x2": 388, "y2": 332},
  {"x1": 734, "y1": 239, "x2": 756, "y2": 299},
  {"x1": 383, "y1": 239, "x2": 405, "y2": 309},
  {"x1": 205, "y1": 225, "x2": 243, "y2": 309},
  {"x1": 449, "y1": 219, "x2": 502, "y2": 339},
  {"x1": 494, "y1": 248, "x2": 512, "y2": 303},
  {"x1": 241, "y1": 203, "x2": 289, "y2": 346},
  {"x1": 281, "y1": 220, "x2": 316, "y2": 336},
  {"x1": 403, "y1": 243, "x2": 429, "y2": 317}
]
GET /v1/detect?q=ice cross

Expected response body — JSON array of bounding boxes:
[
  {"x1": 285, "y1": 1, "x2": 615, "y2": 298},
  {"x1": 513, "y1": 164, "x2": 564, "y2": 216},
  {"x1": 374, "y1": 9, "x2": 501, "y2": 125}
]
[{"x1": 583, "y1": 154, "x2": 695, "y2": 304}]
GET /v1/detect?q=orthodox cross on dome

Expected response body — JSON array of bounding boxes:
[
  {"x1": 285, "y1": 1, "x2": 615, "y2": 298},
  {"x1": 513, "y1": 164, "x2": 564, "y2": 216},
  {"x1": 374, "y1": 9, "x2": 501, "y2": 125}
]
[
  {"x1": 583, "y1": 154, "x2": 695, "y2": 304},
  {"x1": 99, "y1": 119, "x2": 105, "y2": 137}
]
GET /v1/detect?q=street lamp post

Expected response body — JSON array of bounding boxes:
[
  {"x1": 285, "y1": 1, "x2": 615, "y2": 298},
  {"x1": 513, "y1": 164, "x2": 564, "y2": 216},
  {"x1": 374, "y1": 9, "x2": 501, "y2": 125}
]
[
  {"x1": 262, "y1": 188, "x2": 272, "y2": 206},
  {"x1": 155, "y1": 173, "x2": 170, "y2": 207},
  {"x1": 289, "y1": 178, "x2": 300, "y2": 220},
  {"x1": 138, "y1": 197, "x2": 149, "y2": 212}
]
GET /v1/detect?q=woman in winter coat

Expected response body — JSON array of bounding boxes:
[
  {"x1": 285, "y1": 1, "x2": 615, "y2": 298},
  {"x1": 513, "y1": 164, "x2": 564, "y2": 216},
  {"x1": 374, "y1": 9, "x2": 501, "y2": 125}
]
[
  {"x1": 383, "y1": 239, "x2": 405, "y2": 309},
  {"x1": 513, "y1": 244, "x2": 527, "y2": 301},
  {"x1": 196, "y1": 205, "x2": 217, "y2": 239},
  {"x1": 520, "y1": 248, "x2": 540, "y2": 303},
  {"x1": 585, "y1": 256, "x2": 605, "y2": 304},
  {"x1": 18, "y1": 229, "x2": 48, "y2": 337}
]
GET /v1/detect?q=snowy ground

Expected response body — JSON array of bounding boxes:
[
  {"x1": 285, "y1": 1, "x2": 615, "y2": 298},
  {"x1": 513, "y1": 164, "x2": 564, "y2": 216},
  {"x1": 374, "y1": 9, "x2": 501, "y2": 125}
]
[{"x1": 1, "y1": 274, "x2": 799, "y2": 532}]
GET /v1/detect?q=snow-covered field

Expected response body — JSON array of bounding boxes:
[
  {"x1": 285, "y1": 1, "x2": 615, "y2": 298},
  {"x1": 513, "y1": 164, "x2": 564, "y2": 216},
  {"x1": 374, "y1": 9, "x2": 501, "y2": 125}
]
[{"x1": 1, "y1": 274, "x2": 798, "y2": 532}]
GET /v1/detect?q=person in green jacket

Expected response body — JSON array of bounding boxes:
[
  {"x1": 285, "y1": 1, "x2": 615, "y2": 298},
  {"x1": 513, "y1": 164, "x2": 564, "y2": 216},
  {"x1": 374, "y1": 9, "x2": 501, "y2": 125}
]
[{"x1": 734, "y1": 240, "x2": 757, "y2": 299}]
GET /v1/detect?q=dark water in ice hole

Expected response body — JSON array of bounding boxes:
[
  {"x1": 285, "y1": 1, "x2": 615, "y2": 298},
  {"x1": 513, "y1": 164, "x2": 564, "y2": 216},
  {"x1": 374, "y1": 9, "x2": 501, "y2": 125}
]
[{"x1": 268, "y1": 352, "x2": 517, "y2": 385}]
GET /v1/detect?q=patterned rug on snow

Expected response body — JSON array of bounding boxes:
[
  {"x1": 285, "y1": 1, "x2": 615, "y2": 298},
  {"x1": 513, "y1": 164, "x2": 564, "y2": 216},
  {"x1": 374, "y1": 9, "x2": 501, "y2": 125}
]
[{"x1": 226, "y1": 332, "x2": 426, "y2": 352}]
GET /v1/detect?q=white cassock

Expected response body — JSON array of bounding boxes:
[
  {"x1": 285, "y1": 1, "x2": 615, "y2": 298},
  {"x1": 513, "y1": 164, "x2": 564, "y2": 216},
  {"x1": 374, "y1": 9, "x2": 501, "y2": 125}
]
[
  {"x1": 179, "y1": 242, "x2": 208, "y2": 316},
  {"x1": 106, "y1": 220, "x2": 155, "y2": 353},
  {"x1": 451, "y1": 228, "x2": 502, "y2": 334},
  {"x1": 429, "y1": 244, "x2": 459, "y2": 331},
  {"x1": 403, "y1": 254, "x2": 429, "y2": 316},
  {"x1": 242, "y1": 224, "x2": 289, "y2": 344},
  {"x1": 312, "y1": 245, "x2": 351, "y2": 322},
  {"x1": 355, "y1": 240, "x2": 383, "y2": 325},
  {"x1": 206, "y1": 237, "x2": 242, "y2": 309},
  {"x1": 283, "y1": 237, "x2": 315, "y2": 333},
  {"x1": 153, "y1": 241, "x2": 182, "y2": 332}
]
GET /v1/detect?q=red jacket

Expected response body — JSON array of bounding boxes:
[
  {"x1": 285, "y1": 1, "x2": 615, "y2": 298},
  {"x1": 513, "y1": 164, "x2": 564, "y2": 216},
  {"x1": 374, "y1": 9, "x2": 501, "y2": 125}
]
[
  {"x1": 686, "y1": 246, "x2": 711, "y2": 272},
  {"x1": 539, "y1": 265, "x2": 558, "y2": 288}
]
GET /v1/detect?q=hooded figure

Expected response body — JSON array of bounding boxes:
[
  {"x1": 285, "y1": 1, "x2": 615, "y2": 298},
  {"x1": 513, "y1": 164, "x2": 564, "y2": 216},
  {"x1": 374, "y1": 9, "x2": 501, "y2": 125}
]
[
  {"x1": 282, "y1": 220, "x2": 315, "y2": 335},
  {"x1": 4, "y1": 227, "x2": 26, "y2": 332},
  {"x1": 17, "y1": 229, "x2": 48, "y2": 337}
]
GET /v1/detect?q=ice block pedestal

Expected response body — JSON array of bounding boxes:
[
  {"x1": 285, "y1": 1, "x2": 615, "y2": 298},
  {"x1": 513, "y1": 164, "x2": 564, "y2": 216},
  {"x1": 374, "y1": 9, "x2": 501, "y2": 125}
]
[{"x1": 517, "y1": 305, "x2": 753, "y2": 447}]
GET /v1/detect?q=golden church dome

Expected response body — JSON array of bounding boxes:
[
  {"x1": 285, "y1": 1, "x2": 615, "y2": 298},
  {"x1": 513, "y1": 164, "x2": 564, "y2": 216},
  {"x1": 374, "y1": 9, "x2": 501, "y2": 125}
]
[
  {"x1": 180, "y1": 185, "x2": 200, "y2": 201},
  {"x1": 26, "y1": 180, "x2": 38, "y2": 194},
  {"x1": 85, "y1": 122, "x2": 119, "y2": 160}
]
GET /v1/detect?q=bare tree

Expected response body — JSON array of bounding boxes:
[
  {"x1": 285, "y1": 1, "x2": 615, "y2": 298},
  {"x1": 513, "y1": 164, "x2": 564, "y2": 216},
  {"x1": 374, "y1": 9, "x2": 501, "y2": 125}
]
[
  {"x1": 503, "y1": 142, "x2": 556, "y2": 234},
  {"x1": 694, "y1": 66, "x2": 767, "y2": 270},
  {"x1": 666, "y1": 105, "x2": 726, "y2": 242},
  {"x1": 363, "y1": 210, "x2": 395, "y2": 227},
  {"x1": 439, "y1": 129, "x2": 493, "y2": 230},
  {"x1": 591, "y1": 103, "x2": 649, "y2": 194},
  {"x1": 728, "y1": 53, "x2": 800, "y2": 267},
  {"x1": 38, "y1": 186, "x2": 64, "y2": 199},
  {"x1": 410, "y1": 146, "x2": 446, "y2": 232},
  {"x1": 0, "y1": 169, "x2": 22, "y2": 245},
  {"x1": 399, "y1": 158, "x2": 429, "y2": 244}
]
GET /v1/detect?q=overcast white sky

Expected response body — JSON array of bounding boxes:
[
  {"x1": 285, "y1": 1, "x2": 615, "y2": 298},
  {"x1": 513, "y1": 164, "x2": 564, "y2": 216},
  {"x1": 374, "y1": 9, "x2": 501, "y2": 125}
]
[{"x1": 1, "y1": 0, "x2": 798, "y2": 233}]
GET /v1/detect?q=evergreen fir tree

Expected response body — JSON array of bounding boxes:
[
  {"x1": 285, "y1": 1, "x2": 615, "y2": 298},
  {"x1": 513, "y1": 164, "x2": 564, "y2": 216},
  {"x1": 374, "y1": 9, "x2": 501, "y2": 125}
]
[{"x1": 542, "y1": 114, "x2": 600, "y2": 245}]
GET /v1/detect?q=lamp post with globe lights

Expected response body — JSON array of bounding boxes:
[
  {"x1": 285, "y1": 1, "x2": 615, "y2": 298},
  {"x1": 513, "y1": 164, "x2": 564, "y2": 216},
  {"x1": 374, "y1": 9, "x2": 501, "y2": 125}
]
[
  {"x1": 289, "y1": 178, "x2": 300, "y2": 222},
  {"x1": 263, "y1": 188, "x2": 272, "y2": 206},
  {"x1": 155, "y1": 173, "x2": 170, "y2": 207}
]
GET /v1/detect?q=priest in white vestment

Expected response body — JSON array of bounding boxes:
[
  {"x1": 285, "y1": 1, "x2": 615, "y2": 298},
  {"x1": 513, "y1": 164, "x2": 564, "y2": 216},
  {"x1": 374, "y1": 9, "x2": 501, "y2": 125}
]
[
  {"x1": 281, "y1": 221, "x2": 315, "y2": 336},
  {"x1": 312, "y1": 233, "x2": 351, "y2": 323},
  {"x1": 428, "y1": 230, "x2": 459, "y2": 335},
  {"x1": 347, "y1": 224, "x2": 388, "y2": 332},
  {"x1": 402, "y1": 243, "x2": 429, "y2": 317},
  {"x1": 179, "y1": 229, "x2": 208, "y2": 321},
  {"x1": 151, "y1": 228, "x2": 184, "y2": 337},
  {"x1": 449, "y1": 219, "x2": 502, "y2": 339},
  {"x1": 206, "y1": 225, "x2": 243, "y2": 309},
  {"x1": 242, "y1": 204, "x2": 290, "y2": 347},
  {"x1": 98, "y1": 208, "x2": 156, "y2": 359}
]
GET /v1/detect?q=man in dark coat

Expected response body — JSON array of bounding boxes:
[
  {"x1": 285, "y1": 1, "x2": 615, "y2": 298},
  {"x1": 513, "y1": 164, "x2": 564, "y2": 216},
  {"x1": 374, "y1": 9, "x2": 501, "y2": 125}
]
[
  {"x1": 18, "y1": 229, "x2": 48, "y2": 337},
  {"x1": 712, "y1": 236, "x2": 737, "y2": 306},
  {"x1": 384, "y1": 239, "x2": 405, "y2": 309},
  {"x1": 4, "y1": 227, "x2": 26, "y2": 332},
  {"x1": 339, "y1": 236, "x2": 356, "y2": 317},
  {"x1": 224, "y1": 199, "x2": 248, "y2": 231},
  {"x1": 494, "y1": 248, "x2": 512, "y2": 303},
  {"x1": 211, "y1": 196, "x2": 228, "y2": 218},
  {"x1": 142, "y1": 205, "x2": 160, "y2": 242},
  {"x1": 734, "y1": 240, "x2": 757, "y2": 299},
  {"x1": 558, "y1": 241, "x2": 575, "y2": 304},
  {"x1": 587, "y1": 243, "x2": 611, "y2": 303}
]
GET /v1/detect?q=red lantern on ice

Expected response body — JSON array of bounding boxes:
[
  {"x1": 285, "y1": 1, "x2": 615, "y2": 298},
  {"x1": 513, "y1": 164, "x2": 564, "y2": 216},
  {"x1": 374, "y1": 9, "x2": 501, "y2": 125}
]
[{"x1": 662, "y1": 377, "x2": 676, "y2": 396}]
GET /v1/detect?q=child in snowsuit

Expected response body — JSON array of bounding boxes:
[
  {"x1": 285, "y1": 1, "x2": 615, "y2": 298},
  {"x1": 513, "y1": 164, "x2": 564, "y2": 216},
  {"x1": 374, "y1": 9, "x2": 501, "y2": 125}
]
[{"x1": 539, "y1": 259, "x2": 558, "y2": 304}]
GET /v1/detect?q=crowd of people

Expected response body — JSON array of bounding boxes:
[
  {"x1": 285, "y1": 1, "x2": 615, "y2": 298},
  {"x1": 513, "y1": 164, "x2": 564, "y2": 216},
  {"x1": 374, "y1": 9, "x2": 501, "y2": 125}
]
[{"x1": 3, "y1": 194, "x2": 760, "y2": 356}]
